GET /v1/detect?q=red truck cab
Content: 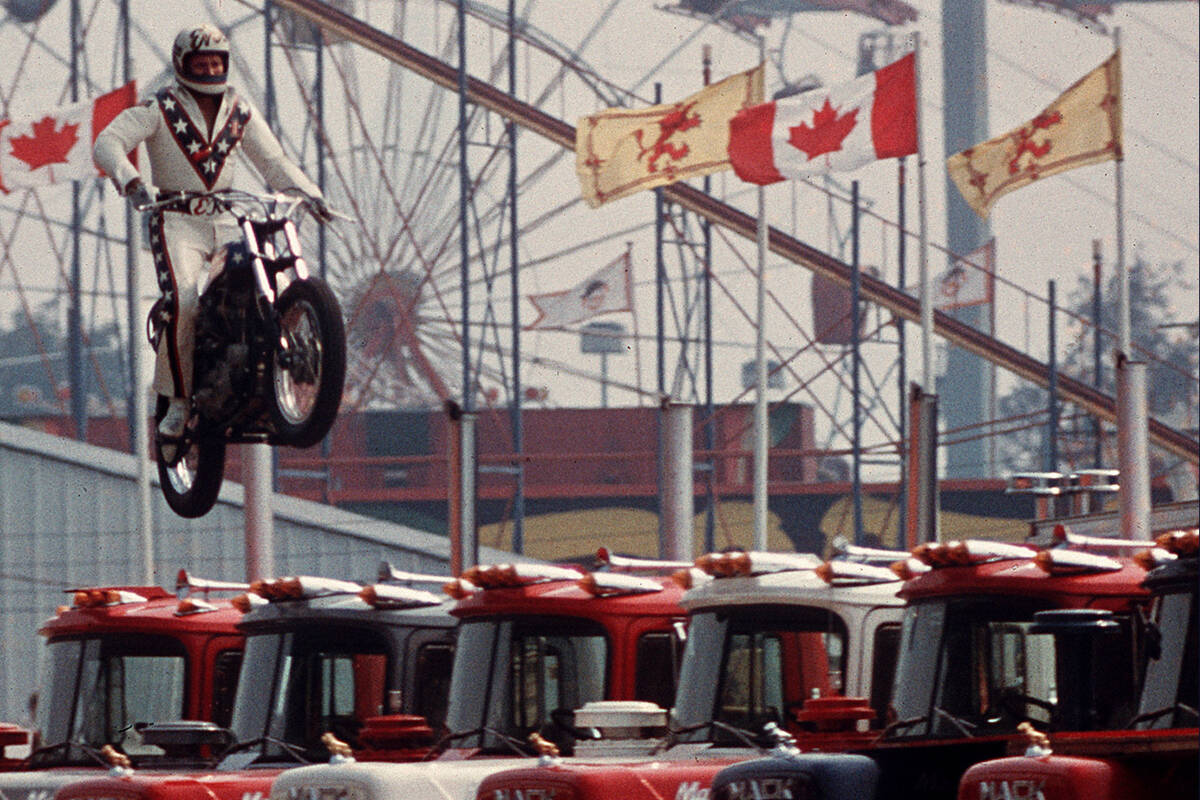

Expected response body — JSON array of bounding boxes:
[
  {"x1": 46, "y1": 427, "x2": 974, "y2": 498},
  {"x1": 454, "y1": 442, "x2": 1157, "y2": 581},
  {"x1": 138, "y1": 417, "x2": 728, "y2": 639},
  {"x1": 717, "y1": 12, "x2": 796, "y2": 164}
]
[
  {"x1": 699, "y1": 538, "x2": 1152, "y2": 800},
  {"x1": 957, "y1": 529, "x2": 1198, "y2": 800},
  {"x1": 0, "y1": 574, "x2": 245, "y2": 799},
  {"x1": 266, "y1": 559, "x2": 687, "y2": 800},
  {"x1": 51, "y1": 569, "x2": 458, "y2": 800},
  {"x1": 434, "y1": 561, "x2": 687, "y2": 756}
]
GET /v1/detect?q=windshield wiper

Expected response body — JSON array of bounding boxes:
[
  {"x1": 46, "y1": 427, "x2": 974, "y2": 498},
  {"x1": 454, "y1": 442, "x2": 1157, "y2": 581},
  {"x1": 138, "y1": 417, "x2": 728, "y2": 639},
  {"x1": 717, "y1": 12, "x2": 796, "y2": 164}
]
[
  {"x1": 218, "y1": 736, "x2": 312, "y2": 764},
  {"x1": 424, "y1": 727, "x2": 535, "y2": 760},
  {"x1": 28, "y1": 740, "x2": 110, "y2": 767},
  {"x1": 661, "y1": 719, "x2": 769, "y2": 753},
  {"x1": 878, "y1": 714, "x2": 929, "y2": 740},
  {"x1": 878, "y1": 707, "x2": 976, "y2": 740},
  {"x1": 933, "y1": 706, "x2": 978, "y2": 737},
  {"x1": 1128, "y1": 702, "x2": 1199, "y2": 728}
]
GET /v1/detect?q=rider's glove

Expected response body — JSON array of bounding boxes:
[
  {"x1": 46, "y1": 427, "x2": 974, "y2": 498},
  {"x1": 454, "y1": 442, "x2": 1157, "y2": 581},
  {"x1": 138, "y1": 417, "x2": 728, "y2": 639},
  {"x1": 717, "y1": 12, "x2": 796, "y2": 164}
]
[
  {"x1": 303, "y1": 194, "x2": 335, "y2": 223},
  {"x1": 124, "y1": 178, "x2": 158, "y2": 211}
]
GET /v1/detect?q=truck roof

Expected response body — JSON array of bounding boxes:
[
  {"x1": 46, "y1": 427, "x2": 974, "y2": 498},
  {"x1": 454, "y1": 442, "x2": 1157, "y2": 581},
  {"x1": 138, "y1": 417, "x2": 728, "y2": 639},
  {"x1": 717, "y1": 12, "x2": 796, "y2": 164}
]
[
  {"x1": 897, "y1": 540, "x2": 1148, "y2": 603},
  {"x1": 40, "y1": 586, "x2": 242, "y2": 637},
  {"x1": 238, "y1": 590, "x2": 456, "y2": 629},
  {"x1": 450, "y1": 575, "x2": 686, "y2": 619},
  {"x1": 681, "y1": 568, "x2": 904, "y2": 612}
]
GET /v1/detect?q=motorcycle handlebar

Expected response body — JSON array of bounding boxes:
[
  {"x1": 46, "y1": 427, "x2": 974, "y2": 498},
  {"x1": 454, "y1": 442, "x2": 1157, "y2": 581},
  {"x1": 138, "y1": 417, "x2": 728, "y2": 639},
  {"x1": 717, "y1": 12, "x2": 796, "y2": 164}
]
[{"x1": 133, "y1": 189, "x2": 353, "y2": 224}]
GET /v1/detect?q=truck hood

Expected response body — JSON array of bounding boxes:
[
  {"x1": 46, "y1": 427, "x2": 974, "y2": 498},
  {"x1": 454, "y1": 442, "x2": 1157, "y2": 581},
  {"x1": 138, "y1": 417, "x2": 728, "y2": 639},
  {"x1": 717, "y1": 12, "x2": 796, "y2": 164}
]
[
  {"x1": 269, "y1": 758, "x2": 537, "y2": 800},
  {"x1": 51, "y1": 768, "x2": 285, "y2": 800},
  {"x1": 0, "y1": 768, "x2": 112, "y2": 800},
  {"x1": 266, "y1": 745, "x2": 756, "y2": 800}
]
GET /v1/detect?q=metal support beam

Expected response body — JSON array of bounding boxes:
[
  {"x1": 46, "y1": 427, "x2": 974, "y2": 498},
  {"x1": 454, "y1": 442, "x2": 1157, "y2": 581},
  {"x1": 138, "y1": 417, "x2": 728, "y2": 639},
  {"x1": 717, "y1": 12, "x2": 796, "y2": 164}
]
[
  {"x1": 660, "y1": 399, "x2": 694, "y2": 561},
  {"x1": 69, "y1": 0, "x2": 86, "y2": 441},
  {"x1": 1117, "y1": 358, "x2": 1152, "y2": 540},
  {"x1": 1047, "y1": 280, "x2": 1059, "y2": 473},
  {"x1": 507, "y1": 0, "x2": 525, "y2": 554},
  {"x1": 851, "y1": 181, "x2": 863, "y2": 546},
  {"x1": 456, "y1": 0, "x2": 477, "y2": 570}
]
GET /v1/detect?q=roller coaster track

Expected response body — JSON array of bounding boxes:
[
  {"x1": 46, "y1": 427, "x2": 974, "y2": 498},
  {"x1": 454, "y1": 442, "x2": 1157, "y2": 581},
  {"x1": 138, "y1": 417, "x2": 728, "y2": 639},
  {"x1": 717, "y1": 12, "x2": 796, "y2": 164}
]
[{"x1": 275, "y1": 0, "x2": 1198, "y2": 466}]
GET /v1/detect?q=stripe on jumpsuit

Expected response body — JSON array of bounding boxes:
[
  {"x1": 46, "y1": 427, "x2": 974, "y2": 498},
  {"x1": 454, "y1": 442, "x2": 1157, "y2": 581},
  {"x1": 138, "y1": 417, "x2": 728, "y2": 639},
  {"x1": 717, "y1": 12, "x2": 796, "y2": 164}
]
[{"x1": 148, "y1": 211, "x2": 185, "y2": 399}]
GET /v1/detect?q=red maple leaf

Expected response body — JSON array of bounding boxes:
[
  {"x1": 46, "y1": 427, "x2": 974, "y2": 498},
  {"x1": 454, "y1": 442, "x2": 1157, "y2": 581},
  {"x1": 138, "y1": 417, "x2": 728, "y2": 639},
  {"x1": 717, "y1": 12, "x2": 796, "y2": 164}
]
[
  {"x1": 787, "y1": 98, "x2": 858, "y2": 161},
  {"x1": 10, "y1": 116, "x2": 80, "y2": 171}
]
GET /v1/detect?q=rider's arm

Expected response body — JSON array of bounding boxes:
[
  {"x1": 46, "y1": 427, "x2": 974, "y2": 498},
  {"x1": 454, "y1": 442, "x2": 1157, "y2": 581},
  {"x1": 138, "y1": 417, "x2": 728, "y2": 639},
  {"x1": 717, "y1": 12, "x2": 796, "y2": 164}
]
[
  {"x1": 239, "y1": 102, "x2": 324, "y2": 200},
  {"x1": 93, "y1": 101, "x2": 160, "y2": 194}
]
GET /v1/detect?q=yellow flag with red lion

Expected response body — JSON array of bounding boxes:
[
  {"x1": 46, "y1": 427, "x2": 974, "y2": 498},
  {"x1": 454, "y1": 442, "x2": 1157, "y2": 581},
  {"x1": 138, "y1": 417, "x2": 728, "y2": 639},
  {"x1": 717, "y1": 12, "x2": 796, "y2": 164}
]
[
  {"x1": 947, "y1": 51, "x2": 1122, "y2": 218},
  {"x1": 576, "y1": 65, "x2": 764, "y2": 208}
]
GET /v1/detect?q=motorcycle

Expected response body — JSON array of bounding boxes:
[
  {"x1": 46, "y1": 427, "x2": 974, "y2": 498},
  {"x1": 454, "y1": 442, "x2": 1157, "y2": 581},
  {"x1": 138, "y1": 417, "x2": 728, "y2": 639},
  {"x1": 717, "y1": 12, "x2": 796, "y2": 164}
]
[{"x1": 142, "y1": 189, "x2": 347, "y2": 518}]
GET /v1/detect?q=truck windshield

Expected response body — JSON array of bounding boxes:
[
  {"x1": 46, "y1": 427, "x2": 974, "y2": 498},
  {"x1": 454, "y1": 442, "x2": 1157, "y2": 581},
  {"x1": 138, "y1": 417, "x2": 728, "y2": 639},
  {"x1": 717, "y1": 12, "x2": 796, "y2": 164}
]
[
  {"x1": 1135, "y1": 586, "x2": 1198, "y2": 730},
  {"x1": 229, "y1": 626, "x2": 390, "y2": 762},
  {"x1": 444, "y1": 617, "x2": 609, "y2": 755},
  {"x1": 672, "y1": 605, "x2": 848, "y2": 746},
  {"x1": 33, "y1": 635, "x2": 187, "y2": 766},
  {"x1": 888, "y1": 597, "x2": 1134, "y2": 738}
]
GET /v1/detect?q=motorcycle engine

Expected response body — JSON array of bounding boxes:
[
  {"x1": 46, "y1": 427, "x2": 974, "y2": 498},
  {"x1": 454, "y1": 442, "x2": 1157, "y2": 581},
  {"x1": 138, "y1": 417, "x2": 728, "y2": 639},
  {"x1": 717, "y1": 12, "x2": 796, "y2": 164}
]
[{"x1": 193, "y1": 263, "x2": 259, "y2": 424}]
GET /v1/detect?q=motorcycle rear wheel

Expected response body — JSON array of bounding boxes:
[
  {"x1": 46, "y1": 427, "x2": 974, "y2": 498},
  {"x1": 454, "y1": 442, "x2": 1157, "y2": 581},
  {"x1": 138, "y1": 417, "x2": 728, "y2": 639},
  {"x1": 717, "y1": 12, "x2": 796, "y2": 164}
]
[
  {"x1": 155, "y1": 397, "x2": 227, "y2": 518},
  {"x1": 270, "y1": 278, "x2": 347, "y2": 448}
]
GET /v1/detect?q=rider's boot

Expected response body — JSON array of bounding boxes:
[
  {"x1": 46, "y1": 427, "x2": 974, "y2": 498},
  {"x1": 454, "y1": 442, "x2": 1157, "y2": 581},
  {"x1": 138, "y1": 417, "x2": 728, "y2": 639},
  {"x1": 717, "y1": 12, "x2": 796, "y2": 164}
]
[{"x1": 158, "y1": 397, "x2": 189, "y2": 462}]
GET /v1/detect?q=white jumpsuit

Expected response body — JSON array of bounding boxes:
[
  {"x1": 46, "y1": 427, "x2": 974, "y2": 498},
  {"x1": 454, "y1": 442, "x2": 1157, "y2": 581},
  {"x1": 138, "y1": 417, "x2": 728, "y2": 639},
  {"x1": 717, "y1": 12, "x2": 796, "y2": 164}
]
[{"x1": 93, "y1": 84, "x2": 323, "y2": 400}]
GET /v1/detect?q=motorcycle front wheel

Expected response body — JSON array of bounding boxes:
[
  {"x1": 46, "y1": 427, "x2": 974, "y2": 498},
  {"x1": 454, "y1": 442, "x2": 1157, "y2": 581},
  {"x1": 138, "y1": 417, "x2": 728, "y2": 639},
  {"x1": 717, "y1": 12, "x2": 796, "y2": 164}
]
[
  {"x1": 155, "y1": 397, "x2": 227, "y2": 518},
  {"x1": 270, "y1": 278, "x2": 347, "y2": 448}
]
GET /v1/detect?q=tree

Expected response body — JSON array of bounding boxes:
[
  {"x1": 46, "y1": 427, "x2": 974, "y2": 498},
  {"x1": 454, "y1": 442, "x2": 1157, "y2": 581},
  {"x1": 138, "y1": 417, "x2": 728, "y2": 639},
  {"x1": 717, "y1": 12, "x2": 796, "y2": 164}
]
[{"x1": 994, "y1": 257, "x2": 1198, "y2": 474}]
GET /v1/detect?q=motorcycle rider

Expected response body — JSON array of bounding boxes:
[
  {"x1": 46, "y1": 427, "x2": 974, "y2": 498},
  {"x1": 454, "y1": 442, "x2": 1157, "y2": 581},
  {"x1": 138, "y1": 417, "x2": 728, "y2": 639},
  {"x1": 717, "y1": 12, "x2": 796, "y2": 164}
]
[{"x1": 94, "y1": 22, "x2": 331, "y2": 457}]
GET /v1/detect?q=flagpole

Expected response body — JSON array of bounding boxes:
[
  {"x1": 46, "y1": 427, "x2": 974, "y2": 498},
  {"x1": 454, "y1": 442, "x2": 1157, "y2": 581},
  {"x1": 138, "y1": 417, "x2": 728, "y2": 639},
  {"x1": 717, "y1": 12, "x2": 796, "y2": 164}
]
[
  {"x1": 1114, "y1": 30, "x2": 1129, "y2": 361},
  {"x1": 1110, "y1": 27, "x2": 1151, "y2": 541},
  {"x1": 119, "y1": 0, "x2": 152, "y2": 583},
  {"x1": 912, "y1": 33, "x2": 939, "y2": 541},
  {"x1": 753, "y1": 37, "x2": 769, "y2": 552}
]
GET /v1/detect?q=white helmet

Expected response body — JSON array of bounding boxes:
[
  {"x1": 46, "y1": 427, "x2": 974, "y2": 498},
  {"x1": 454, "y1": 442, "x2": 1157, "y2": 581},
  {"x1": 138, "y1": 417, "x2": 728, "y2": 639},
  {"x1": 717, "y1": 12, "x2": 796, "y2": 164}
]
[{"x1": 172, "y1": 24, "x2": 230, "y2": 95}]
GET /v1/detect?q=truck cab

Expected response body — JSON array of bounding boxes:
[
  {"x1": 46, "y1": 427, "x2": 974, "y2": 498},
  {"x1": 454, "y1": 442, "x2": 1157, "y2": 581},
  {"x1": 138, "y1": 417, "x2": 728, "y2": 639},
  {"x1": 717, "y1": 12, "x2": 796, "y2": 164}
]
[
  {"x1": 470, "y1": 549, "x2": 906, "y2": 800},
  {"x1": 267, "y1": 559, "x2": 688, "y2": 800},
  {"x1": 0, "y1": 573, "x2": 245, "y2": 798},
  {"x1": 51, "y1": 570, "x2": 457, "y2": 800},
  {"x1": 956, "y1": 529, "x2": 1198, "y2": 800},
  {"x1": 702, "y1": 538, "x2": 1152, "y2": 800}
]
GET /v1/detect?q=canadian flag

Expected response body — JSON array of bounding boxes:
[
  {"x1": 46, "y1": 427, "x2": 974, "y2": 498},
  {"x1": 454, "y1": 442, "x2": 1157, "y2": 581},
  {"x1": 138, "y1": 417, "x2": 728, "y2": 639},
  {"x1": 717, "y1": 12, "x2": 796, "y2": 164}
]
[
  {"x1": 0, "y1": 81, "x2": 136, "y2": 193},
  {"x1": 728, "y1": 53, "x2": 917, "y2": 184}
]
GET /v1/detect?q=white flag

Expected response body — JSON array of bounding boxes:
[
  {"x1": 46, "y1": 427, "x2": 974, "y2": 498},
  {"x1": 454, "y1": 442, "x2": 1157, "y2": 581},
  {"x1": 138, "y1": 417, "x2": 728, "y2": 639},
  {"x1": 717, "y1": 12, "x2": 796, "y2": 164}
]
[
  {"x1": 935, "y1": 239, "x2": 995, "y2": 311},
  {"x1": 0, "y1": 81, "x2": 136, "y2": 192},
  {"x1": 526, "y1": 251, "x2": 633, "y2": 330}
]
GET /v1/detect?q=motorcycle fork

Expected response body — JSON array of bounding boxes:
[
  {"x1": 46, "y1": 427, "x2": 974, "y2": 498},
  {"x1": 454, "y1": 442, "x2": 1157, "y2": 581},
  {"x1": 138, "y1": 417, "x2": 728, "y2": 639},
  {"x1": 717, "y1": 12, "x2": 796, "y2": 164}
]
[{"x1": 243, "y1": 216, "x2": 309, "y2": 289}]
